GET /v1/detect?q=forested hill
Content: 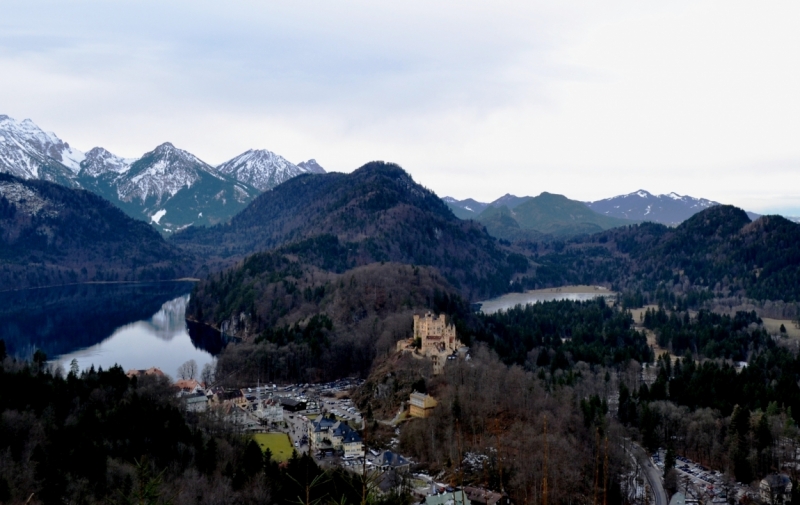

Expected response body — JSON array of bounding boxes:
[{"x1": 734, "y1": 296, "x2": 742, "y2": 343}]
[
  {"x1": 476, "y1": 192, "x2": 633, "y2": 240},
  {"x1": 173, "y1": 162, "x2": 528, "y2": 299},
  {"x1": 530, "y1": 205, "x2": 800, "y2": 302},
  {"x1": 188, "y1": 261, "x2": 463, "y2": 382},
  {"x1": 0, "y1": 173, "x2": 194, "y2": 289}
]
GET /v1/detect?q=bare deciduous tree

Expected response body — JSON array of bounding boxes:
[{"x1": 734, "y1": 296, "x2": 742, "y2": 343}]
[{"x1": 177, "y1": 359, "x2": 198, "y2": 381}]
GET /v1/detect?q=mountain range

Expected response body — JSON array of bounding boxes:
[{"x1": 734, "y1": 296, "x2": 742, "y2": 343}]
[
  {"x1": 585, "y1": 189, "x2": 764, "y2": 225},
  {"x1": 445, "y1": 192, "x2": 634, "y2": 240},
  {"x1": 0, "y1": 115, "x2": 325, "y2": 233},
  {"x1": 445, "y1": 190, "x2": 799, "y2": 234}
]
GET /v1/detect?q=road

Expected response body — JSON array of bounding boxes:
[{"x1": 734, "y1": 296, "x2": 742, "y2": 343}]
[{"x1": 632, "y1": 443, "x2": 668, "y2": 505}]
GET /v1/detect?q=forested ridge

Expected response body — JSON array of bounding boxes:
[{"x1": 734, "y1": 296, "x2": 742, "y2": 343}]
[
  {"x1": 0, "y1": 173, "x2": 194, "y2": 289},
  {"x1": 172, "y1": 162, "x2": 529, "y2": 299},
  {"x1": 475, "y1": 191, "x2": 634, "y2": 240},
  {"x1": 520, "y1": 205, "x2": 800, "y2": 303},
  {"x1": 190, "y1": 260, "x2": 462, "y2": 384}
]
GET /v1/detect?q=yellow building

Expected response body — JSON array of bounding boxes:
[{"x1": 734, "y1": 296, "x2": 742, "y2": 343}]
[
  {"x1": 409, "y1": 391, "x2": 437, "y2": 418},
  {"x1": 396, "y1": 312, "x2": 463, "y2": 374}
]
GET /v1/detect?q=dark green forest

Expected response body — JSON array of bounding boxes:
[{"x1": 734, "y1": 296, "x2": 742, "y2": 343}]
[
  {"x1": 0, "y1": 347, "x2": 410, "y2": 505},
  {"x1": 515, "y1": 206, "x2": 800, "y2": 303},
  {"x1": 0, "y1": 173, "x2": 192, "y2": 289},
  {"x1": 172, "y1": 162, "x2": 529, "y2": 300}
]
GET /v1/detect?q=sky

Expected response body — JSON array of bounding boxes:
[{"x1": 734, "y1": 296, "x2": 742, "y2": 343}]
[{"x1": 1, "y1": 1, "x2": 799, "y2": 214}]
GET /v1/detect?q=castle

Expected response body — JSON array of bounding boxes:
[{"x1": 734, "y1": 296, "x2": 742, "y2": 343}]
[{"x1": 396, "y1": 312, "x2": 463, "y2": 374}]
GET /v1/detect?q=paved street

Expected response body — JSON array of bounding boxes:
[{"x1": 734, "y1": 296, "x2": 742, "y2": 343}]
[{"x1": 632, "y1": 444, "x2": 667, "y2": 505}]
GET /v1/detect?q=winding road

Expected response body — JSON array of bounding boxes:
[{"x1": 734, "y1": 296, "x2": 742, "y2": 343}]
[{"x1": 632, "y1": 444, "x2": 668, "y2": 505}]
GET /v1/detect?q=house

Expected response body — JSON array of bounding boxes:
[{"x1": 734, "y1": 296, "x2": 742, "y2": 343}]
[
  {"x1": 760, "y1": 474, "x2": 792, "y2": 505},
  {"x1": 377, "y1": 450, "x2": 410, "y2": 473},
  {"x1": 309, "y1": 414, "x2": 362, "y2": 455},
  {"x1": 184, "y1": 392, "x2": 208, "y2": 412},
  {"x1": 279, "y1": 397, "x2": 307, "y2": 412},
  {"x1": 426, "y1": 491, "x2": 470, "y2": 505},
  {"x1": 126, "y1": 367, "x2": 166, "y2": 378},
  {"x1": 254, "y1": 400, "x2": 284, "y2": 424},
  {"x1": 342, "y1": 430, "x2": 364, "y2": 458},
  {"x1": 396, "y1": 313, "x2": 464, "y2": 374},
  {"x1": 175, "y1": 379, "x2": 202, "y2": 393},
  {"x1": 463, "y1": 487, "x2": 508, "y2": 505},
  {"x1": 213, "y1": 389, "x2": 247, "y2": 408},
  {"x1": 409, "y1": 391, "x2": 438, "y2": 418}
]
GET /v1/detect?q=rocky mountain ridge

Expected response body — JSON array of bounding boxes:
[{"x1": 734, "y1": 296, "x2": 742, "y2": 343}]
[
  {"x1": 586, "y1": 189, "x2": 721, "y2": 225},
  {"x1": 446, "y1": 189, "x2": 792, "y2": 229},
  {"x1": 0, "y1": 114, "x2": 324, "y2": 233}
]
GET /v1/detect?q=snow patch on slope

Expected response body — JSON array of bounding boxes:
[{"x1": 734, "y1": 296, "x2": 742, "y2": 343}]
[{"x1": 151, "y1": 209, "x2": 167, "y2": 225}]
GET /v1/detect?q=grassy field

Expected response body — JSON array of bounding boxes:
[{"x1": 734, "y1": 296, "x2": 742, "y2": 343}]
[
  {"x1": 763, "y1": 317, "x2": 800, "y2": 338},
  {"x1": 253, "y1": 433, "x2": 294, "y2": 462}
]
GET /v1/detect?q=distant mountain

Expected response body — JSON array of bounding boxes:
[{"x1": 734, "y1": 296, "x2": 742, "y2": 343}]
[
  {"x1": 77, "y1": 142, "x2": 260, "y2": 233},
  {"x1": 443, "y1": 193, "x2": 533, "y2": 220},
  {"x1": 457, "y1": 192, "x2": 632, "y2": 240},
  {"x1": 0, "y1": 173, "x2": 193, "y2": 289},
  {"x1": 217, "y1": 149, "x2": 313, "y2": 191},
  {"x1": 442, "y1": 197, "x2": 490, "y2": 219},
  {"x1": 297, "y1": 159, "x2": 326, "y2": 174},
  {"x1": 490, "y1": 193, "x2": 533, "y2": 210},
  {"x1": 0, "y1": 114, "x2": 319, "y2": 233},
  {"x1": 528, "y1": 205, "x2": 800, "y2": 302},
  {"x1": 172, "y1": 162, "x2": 528, "y2": 299},
  {"x1": 586, "y1": 190, "x2": 721, "y2": 226},
  {"x1": 0, "y1": 115, "x2": 83, "y2": 188}
]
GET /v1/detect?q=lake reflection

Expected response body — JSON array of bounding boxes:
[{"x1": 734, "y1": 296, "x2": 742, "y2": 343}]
[{"x1": 0, "y1": 282, "x2": 220, "y2": 378}]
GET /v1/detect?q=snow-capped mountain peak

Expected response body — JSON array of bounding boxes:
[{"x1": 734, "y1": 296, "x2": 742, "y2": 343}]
[
  {"x1": 79, "y1": 147, "x2": 134, "y2": 178},
  {"x1": 117, "y1": 142, "x2": 217, "y2": 205},
  {"x1": 0, "y1": 114, "x2": 84, "y2": 183},
  {"x1": 217, "y1": 148, "x2": 308, "y2": 191},
  {"x1": 0, "y1": 114, "x2": 324, "y2": 234},
  {"x1": 586, "y1": 190, "x2": 722, "y2": 225}
]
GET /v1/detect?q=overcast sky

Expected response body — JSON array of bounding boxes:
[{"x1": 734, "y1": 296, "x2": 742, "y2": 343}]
[{"x1": 2, "y1": 1, "x2": 798, "y2": 214}]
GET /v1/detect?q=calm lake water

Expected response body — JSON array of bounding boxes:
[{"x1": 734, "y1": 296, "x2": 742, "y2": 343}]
[
  {"x1": 0, "y1": 282, "x2": 221, "y2": 378},
  {"x1": 478, "y1": 288, "x2": 615, "y2": 315}
]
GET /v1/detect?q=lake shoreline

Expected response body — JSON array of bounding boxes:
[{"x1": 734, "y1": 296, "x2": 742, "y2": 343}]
[
  {"x1": 478, "y1": 285, "x2": 617, "y2": 315},
  {"x1": 0, "y1": 278, "x2": 199, "y2": 294}
]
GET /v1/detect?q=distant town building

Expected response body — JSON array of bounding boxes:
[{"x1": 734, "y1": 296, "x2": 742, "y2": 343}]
[
  {"x1": 254, "y1": 400, "x2": 284, "y2": 424},
  {"x1": 426, "y1": 491, "x2": 470, "y2": 505},
  {"x1": 760, "y1": 474, "x2": 792, "y2": 505},
  {"x1": 212, "y1": 389, "x2": 247, "y2": 408},
  {"x1": 463, "y1": 487, "x2": 509, "y2": 505},
  {"x1": 184, "y1": 391, "x2": 209, "y2": 412},
  {"x1": 377, "y1": 450, "x2": 410, "y2": 473},
  {"x1": 126, "y1": 367, "x2": 165, "y2": 378},
  {"x1": 175, "y1": 379, "x2": 202, "y2": 393},
  {"x1": 396, "y1": 312, "x2": 464, "y2": 374},
  {"x1": 409, "y1": 391, "x2": 437, "y2": 418},
  {"x1": 308, "y1": 414, "x2": 363, "y2": 455},
  {"x1": 278, "y1": 397, "x2": 307, "y2": 412}
]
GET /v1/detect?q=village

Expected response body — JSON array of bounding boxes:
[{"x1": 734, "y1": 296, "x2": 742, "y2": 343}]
[
  {"x1": 127, "y1": 312, "x2": 505, "y2": 505},
  {"x1": 124, "y1": 311, "x2": 800, "y2": 505}
]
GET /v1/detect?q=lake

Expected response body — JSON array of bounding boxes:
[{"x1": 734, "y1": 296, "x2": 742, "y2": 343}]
[
  {"x1": 478, "y1": 286, "x2": 616, "y2": 314},
  {"x1": 0, "y1": 282, "x2": 223, "y2": 378}
]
